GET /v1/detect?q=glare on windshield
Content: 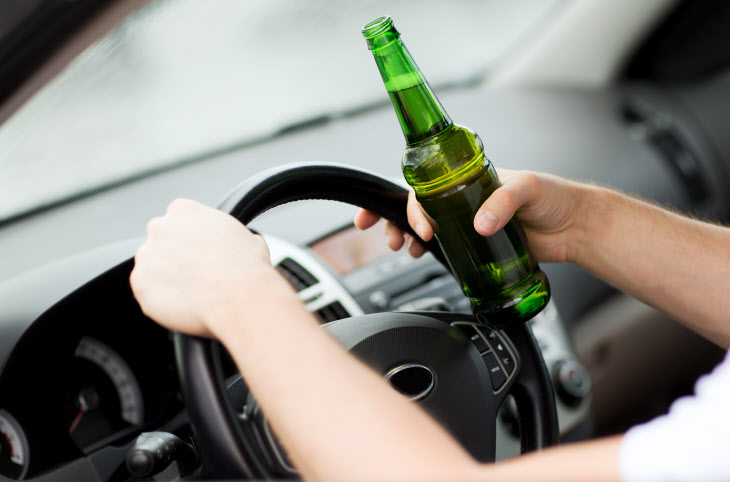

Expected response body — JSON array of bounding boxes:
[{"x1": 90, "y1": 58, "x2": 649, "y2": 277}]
[{"x1": 0, "y1": 0, "x2": 561, "y2": 222}]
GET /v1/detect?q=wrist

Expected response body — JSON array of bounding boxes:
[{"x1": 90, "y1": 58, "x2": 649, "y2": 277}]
[
  {"x1": 205, "y1": 269, "x2": 300, "y2": 340},
  {"x1": 566, "y1": 183, "x2": 617, "y2": 266}
]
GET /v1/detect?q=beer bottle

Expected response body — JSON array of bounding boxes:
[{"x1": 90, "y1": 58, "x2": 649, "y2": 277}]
[{"x1": 362, "y1": 16, "x2": 550, "y2": 326}]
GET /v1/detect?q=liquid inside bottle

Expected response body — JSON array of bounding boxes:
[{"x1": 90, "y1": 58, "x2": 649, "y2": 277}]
[
  {"x1": 403, "y1": 124, "x2": 550, "y2": 325},
  {"x1": 364, "y1": 16, "x2": 550, "y2": 326}
]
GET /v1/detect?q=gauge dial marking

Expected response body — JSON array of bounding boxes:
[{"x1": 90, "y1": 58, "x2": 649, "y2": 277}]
[
  {"x1": 74, "y1": 337, "x2": 144, "y2": 425},
  {"x1": 0, "y1": 409, "x2": 30, "y2": 479}
]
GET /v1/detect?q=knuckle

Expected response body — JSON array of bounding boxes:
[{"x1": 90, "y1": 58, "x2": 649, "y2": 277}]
[
  {"x1": 518, "y1": 170, "x2": 540, "y2": 191},
  {"x1": 133, "y1": 242, "x2": 144, "y2": 260},
  {"x1": 134, "y1": 240, "x2": 151, "y2": 260},
  {"x1": 254, "y1": 234, "x2": 270, "y2": 255},
  {"x1": 167, "y1": 198, "x2": 193, "y2": 213},
  {"x1": 145, "y1": 217, "x2": 164, "y2": 236},
  {"x1": 129, "y1": 267, "x2": 142, "y2": 292}
]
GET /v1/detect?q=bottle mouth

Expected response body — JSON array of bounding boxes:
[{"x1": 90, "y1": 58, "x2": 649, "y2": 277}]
[
  {"x1": 362, "y1": 16, "x2": 399, "y2": 50},
  {"x1": 362, "y1": 16, "x2": 393, "y2": 37}
]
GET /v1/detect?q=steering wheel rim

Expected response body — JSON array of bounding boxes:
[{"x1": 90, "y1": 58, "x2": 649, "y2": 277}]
[{"x1": 174, "y1": 162, "x2": 559, "y2": 479}]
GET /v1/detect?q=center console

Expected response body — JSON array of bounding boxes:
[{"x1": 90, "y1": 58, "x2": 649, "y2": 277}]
[{"x1": 266, "y1": 224, "x2": 593, "y2": 460}]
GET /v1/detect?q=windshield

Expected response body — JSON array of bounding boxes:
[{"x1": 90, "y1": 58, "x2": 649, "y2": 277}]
[{"x1": 0, "y1": 0, "x2": 562, "y2": 222}]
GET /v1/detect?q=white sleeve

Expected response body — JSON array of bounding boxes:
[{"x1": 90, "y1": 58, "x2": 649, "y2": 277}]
[{"x1": 619, "y1": 349, "x2": 730, "y2": 481}]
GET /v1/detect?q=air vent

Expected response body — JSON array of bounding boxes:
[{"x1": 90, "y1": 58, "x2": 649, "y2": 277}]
[
  {"x1": 314, "y1": 302, "x2": 350, "y2": 323},
  {"x1": 276, "y1": 258, "x2": 318, "y2": 292}
]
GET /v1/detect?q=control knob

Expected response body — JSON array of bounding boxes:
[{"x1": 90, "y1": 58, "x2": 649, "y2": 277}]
[{"x1": 553, "y1": 360, "x2": 591, "y2": 407}]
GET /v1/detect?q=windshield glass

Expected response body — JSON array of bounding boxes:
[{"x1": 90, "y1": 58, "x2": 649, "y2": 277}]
[{"x1": 0, "y1": 0, "x2": 562, "y2": 222}]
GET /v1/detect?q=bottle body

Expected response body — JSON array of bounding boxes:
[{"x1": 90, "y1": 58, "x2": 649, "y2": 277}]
[
  {"x1": 403, "y1": 125, "x2": 550, "y2": 324},
  {"x1": 364, "y1": 16, "x2": 550, "y2": 325}
]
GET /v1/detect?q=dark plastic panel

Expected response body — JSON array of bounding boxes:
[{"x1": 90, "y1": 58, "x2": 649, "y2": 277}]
[{"x1": 0, "y1": 85, "x2": 717, "y2": 336}]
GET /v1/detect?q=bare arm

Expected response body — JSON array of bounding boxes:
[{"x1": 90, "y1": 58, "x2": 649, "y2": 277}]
[
  {"x1": 214, "y1": 281, "x2": 478, "y2": 480},
  {"x1": 130, "y1": 199, "x2": 623, "y2": 480},
  {"x1": 573, "y1": 186, "x2": 730, "y2": 347},
  {"x1": 131, "y1": 169, "x2": 730, "y2": 479},
  {"x1": 357, "y1": 171, "x2": 730, "y2": 347},
  {"x1": 130, "y1": 200, "x2": 475, "y2": 480}
]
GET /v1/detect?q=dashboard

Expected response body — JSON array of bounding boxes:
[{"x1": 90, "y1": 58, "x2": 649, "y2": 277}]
[
  {"x1": 1, "y1": 76, "x2": 730, "y2": 477},
  {"x1": 0, "y1": 219, "x2": 593, "y2": 480},
  {"x1": 2, "y1": 78, "x2": 730, "y2": 477},
  {"x1": 2, "y1": 2, "x2": 730, "y2": 478},
  {"x1": 0, "y1": 253, "x2": 182, "y2": 480}
]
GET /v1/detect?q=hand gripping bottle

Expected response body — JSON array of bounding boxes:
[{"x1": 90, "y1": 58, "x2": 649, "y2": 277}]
[{"x1": 363, "y1": 16, "x2": 550, "y2": 326}]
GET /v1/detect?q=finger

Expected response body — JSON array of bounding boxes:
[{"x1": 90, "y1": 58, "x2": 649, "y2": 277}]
[
  {"x1": 384, "y1": 221, "x2": 405, "y2": 251},
  {"x1": 494, "y1": 167, "x2": 516, "y2": 180},
  {"x1": 405, "y1": 234, "x2": 427, "y2": 258},
  {"x1": 133, "y1": 239, "x2": 151, "y2": 265},
  {"x1": 166, "y1": 198, "x2": 199, "y2": 215},
  {"x1": 354, "y1": 209, "x2": 382, "y2": 230},
  {"x1": 145, "y1": 216, "x2": 166, "y2": 238},
  {"x1": 129, "y1": 254, "x2": 142, "y2": 293},
  {"x1": 406, "y1": 191, "x2": 434, "y2": 241},
  {"x1": 252, "y1": 234, "x2": 272, "y2": 263},
  {"x1": 474, "y1": 171, "x2": 539, "y2": 236}
]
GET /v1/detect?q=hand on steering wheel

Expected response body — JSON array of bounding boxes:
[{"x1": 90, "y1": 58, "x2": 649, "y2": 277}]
[
  {"x1": 131, "y1": 163, "x2": 559, "y2": 479},
  {"x1": 354, "y1": 169, "x2": 588, "y2": 265}
]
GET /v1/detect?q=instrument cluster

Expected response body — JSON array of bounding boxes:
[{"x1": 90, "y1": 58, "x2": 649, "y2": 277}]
[{"x1": 0, "y1": 274, "x2": 182, "y2": 480}]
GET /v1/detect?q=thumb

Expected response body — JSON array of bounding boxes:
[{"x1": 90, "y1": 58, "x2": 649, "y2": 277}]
[{"x1": 473, "y1": 171, "x2": 538, "y2": 236}]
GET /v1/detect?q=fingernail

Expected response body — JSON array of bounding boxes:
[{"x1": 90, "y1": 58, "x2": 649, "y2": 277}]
[
  {"x1": 476, "y1": 210, "x2": 498, "y2": 232},
  {"x1": 414, "y1": 223, "x2": 426, "y2": 239}
]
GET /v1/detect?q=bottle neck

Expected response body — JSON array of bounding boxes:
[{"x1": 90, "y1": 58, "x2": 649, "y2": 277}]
[{"x1": 364, "y1": 19, "x2": 452, "y2": 145}]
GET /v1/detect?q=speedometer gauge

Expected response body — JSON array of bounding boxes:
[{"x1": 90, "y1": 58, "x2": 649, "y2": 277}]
[
  {"x1": 0, "y1": 409, "x2": 30, "y2": 479},
  {"x1": 65, "y1": 337, "x2": 144, "y2": 450}
]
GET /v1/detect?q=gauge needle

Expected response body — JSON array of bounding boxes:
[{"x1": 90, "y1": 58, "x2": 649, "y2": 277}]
[
  {"x1": 68, "y1": 409, "x2": 84, "y2": 435},
  {"x1": 68, "y1": 387, "x2": 99, "y2": 435}
]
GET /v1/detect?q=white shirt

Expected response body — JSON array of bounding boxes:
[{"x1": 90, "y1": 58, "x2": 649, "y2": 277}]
[{"x1": 619, "y1": 349, "x2": 730, "y2": 481}]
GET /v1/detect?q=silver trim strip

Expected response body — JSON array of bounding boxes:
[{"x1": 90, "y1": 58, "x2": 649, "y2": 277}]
[
  {"x1": 264, "y1": 234, "x2": 365, "y2": 318},
  {"x1": 385, "y1": 363, "x2": 435, "y2": 401}
]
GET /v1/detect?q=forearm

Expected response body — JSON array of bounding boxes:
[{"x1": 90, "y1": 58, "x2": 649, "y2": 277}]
[
  {"x1": 212, "y1": 272, "x2": 477, "y2": 480},
  {"x1": 571, "y1": 185, "x2": 730, "y2": 347},
  {"x1": 482, "y1": 435, "x2": 622, "y2": 481},
  {"x1": 210, "y1": 272, "x2": 630, "y2": 480},
  {"x1": 212, "y1": 273, "x2": 626, "y2": 481}
]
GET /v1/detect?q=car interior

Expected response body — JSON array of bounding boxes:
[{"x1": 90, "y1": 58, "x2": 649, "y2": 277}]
[{"x1": 1, "y1": 0, "x2": 729, "y2": 480}]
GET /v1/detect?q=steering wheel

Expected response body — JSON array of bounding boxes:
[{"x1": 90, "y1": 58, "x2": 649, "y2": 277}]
[{"x1": 174, "y1": 163, "x2": 559, "y2": 479}]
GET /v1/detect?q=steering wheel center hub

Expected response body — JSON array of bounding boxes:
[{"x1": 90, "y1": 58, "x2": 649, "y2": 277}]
[
  {"x1": 174, "y1": 163, "x2": 558, "y2": 479},
  {"x1": 324, "y1": 312, "x2": 500, "y2": 462}
]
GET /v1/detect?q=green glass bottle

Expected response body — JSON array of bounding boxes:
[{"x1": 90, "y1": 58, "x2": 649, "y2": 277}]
[{"x1": 362, "y1": 16, "x2": 550, "y2": 326}]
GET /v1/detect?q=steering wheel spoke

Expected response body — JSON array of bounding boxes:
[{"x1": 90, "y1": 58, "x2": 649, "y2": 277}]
[{"x1": 174, "y1": 163, "x2": 559, "y2": 479}]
